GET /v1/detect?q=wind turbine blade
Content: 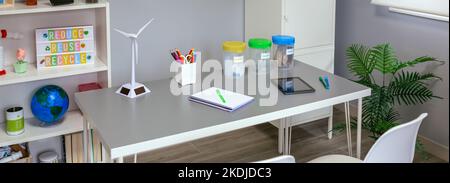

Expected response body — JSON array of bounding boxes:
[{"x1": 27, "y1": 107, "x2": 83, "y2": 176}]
[
  {"x1": 136, "y1": 18, "x2": 154, "y2": 37},
  {"x1": 114, "y1": 28, "x2": 133, "y2": 38}
]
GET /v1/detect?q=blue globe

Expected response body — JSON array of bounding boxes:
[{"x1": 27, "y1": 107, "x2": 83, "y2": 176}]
[{"x1": 31, "y1": 85, "x2": 69, "y2": 125}]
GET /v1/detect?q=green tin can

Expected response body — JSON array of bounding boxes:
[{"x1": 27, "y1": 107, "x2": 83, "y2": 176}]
[{"x1": 6, "y1": 107, "x2": 25, "y2": 136}]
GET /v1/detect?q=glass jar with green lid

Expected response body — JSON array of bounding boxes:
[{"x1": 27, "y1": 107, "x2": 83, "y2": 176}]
[
  {"x1": 248, "y1": 38, "x2": 272, "y2": 75},
  {"x1": 223, "y1": 41, "x2": 246, "y2": 78}
]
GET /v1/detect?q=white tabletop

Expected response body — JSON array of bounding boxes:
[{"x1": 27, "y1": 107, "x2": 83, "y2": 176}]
[{"x1": 75, "y1": 62, "x2": 371, "y2": 159}]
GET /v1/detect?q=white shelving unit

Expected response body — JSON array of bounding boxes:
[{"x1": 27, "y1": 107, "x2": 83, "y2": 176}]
[{"x1": 0, "y1": 0, "x2": 111, "y2": 157}]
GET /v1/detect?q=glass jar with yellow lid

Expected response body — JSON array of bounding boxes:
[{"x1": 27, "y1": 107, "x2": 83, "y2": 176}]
[{"x1": 223, "y1": 41, "x2": 246, "y2": 78}]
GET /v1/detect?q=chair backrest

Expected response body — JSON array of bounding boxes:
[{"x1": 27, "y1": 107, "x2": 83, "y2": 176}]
[
  {"x1": 255, "y1": 155, "x2": 296, "y2": 163},
  {"x1": 364, "y1": 113, "x2": 428, "y2": 163}
]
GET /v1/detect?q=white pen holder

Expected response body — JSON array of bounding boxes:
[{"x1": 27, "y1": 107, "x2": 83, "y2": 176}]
[{"x1": 174, "y1": 62, "x2": 197, "y2": 86}]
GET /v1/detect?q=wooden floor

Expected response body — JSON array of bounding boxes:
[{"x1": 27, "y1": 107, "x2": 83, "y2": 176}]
[{"x1": 125, "y1": 109, "x2": 445, "y2": 163}]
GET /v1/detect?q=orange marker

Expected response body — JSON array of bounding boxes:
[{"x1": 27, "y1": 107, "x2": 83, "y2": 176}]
[
  {"x1": 179, "y1": 55, "x2": 186, "y2": 64},
  {"x1": 175, "y1": 49, "x2": 182, "y2": 58}
]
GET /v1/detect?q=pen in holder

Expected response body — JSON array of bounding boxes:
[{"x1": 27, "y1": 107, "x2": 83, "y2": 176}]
[{"x1": 172, "y1": 50, "x2": 199, "y2": 86}]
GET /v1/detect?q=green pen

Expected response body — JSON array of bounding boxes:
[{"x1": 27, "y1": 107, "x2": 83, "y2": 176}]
[
  {"x1": 319, "y1": 77, "x2": 328, "y2": 90},
  {"x1": 216, "y1": 89, "x2": 227, "y2": 104}
]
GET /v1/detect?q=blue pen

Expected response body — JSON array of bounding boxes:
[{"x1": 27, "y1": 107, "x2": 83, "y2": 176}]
[{"x1": 324, "y1": 76, "x2": 330, "y2": 90}]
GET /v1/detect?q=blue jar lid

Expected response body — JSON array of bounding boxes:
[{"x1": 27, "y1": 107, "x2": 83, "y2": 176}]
[{"x1": 272, "y1": 35, "x2": 295, "y2": 46}]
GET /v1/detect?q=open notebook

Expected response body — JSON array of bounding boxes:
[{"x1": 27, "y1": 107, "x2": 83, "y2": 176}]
[{"x1": 189, "y1": 87, "x2": 254, "y2": 112}]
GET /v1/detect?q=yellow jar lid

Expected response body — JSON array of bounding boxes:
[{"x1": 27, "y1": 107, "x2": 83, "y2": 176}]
[{"x1": 223, "y1": 41, "x2": 246, "y2": 53}]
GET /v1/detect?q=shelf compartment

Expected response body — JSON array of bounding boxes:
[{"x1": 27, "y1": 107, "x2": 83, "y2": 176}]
[
  {"x1": 0, "y1": 58, "x2": 108, "y2": 87},
  {"x1": 0, "y1": 0, "x2": 107, "y2": 16},
  {"x1": 0, "y1": 110, "x2": 83, "y2": 147}
]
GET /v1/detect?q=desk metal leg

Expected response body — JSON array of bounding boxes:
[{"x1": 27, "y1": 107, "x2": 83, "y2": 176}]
[
  {"x1": 288, "y1": 119, "x2": 292, "y2": 154},
  {"x1": 101, "y1": 143, "x2": 106, "y2": 163},
  {"x1": 278, "y1": 120, "x2": 284, "y2": 154},
  {"x1": 100, "y1": 144, "x2": 114, "y2": 163},
  {"x1": 89, "y1": 129, "x2": 95, "y2": 162},
  {"x1": 345, "y1": 102, "x2": 353, "y2": 157},
  {"x1": 83, "y1": 118, "x2": 94, "y2": 163},
  {"x1": 328, "y1": 107, "x2": 334, "y2": 140},
  {"x1": 83, "y1": 118, "x2": 89, "y2": 163},
  {"x1": 282, "y1": 118, "x2": 292, "y2": 155},
  {"x1": 357, "y1": 98, "x2": 363, "y2": 159},
  {"x1": 280, "y1": 119, "x2": 286, "y2": 155}
]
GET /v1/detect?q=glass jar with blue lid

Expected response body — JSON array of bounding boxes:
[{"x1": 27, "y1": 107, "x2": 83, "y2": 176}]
[{"x1": 272, "y1": 35, "x2": 295, "y2": 70}]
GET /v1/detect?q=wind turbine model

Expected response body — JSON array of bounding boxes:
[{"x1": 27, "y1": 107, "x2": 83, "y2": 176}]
[{"x1": 114, "y1": 18, "x2": 154, "y2": 98}]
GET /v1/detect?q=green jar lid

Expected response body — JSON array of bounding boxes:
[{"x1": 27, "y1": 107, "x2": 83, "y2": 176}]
[{"x1": 248, "y1": 38, "x2": 272, "y2": 49}]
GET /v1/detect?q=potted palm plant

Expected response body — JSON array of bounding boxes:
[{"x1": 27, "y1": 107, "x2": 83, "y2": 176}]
[
  {"x1": 340, "y1": 43, "x2": 442, "y2": 158},
  {"x1": 13, "y1": 48, "x2": 28, "y2": 74}
]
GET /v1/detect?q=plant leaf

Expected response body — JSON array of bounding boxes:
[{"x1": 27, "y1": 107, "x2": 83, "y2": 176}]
[
  {"x1": 347, "y1": 44, "x2": 375, "y2": 85},
  {"x1": 372, "y1": 44, "x2": 398, "y2": 74},
  {"x1": 385, "y1": 107, "x2": 401, "y2": 122},
  {"x1": 389, "y1": 71, "x2": 441, "y2": 105},
  {"x1": 362, "y1": 86, "x2": 395, "y2": 133},
  {"x1": 372, "y1": 120, "x2": 399, "y2": 139},
  {"x1": 393, "y1": 56, "x2": 438, "y2": 73}
]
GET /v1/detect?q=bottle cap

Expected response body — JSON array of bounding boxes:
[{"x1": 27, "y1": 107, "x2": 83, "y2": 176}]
[
  {"x1": 223, "y1": 41, "x2": 246, "y2": 53},
  {"x1": 248, "y1": 38, "x2": 272, "y2": 49},
  {"x1": 272, "y1": 35, "x2": 295, "y2": 46}
]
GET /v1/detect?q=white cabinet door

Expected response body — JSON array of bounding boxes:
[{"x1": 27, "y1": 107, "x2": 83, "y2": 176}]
[
  {"x1": 295, "y1": 48, "x2": 335, "y2": 73},
  {"x1": 284, "y1": 0, "x2": 335, "y2": 50}
]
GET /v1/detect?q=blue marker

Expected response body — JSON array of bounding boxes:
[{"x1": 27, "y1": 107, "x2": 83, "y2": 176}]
[{"x1": 324, "y1": 76, "x2": 330, "y2": 90}]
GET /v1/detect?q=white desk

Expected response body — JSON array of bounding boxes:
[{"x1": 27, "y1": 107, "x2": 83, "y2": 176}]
[{"x1": 75, "y1": 62, "x2": 371, "y2": 162}]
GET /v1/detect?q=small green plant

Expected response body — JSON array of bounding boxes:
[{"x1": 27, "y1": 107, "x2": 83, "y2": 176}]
[
  {"x1": 336, "y1": 43, "x2": 442, "y2": 159},
  {"x1": 16, "y1": 59, "x2": 27, "y2": 64},
  {"x1": 13, "y1": 48, "x2": 28, "y2": 74}
]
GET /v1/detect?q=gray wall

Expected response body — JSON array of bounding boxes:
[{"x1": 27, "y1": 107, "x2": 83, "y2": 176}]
[
  {"x1": 109, "y1": 0, "x2": 245, "y2": 87},
  {"x1": 335, "y1": 0, "x2": 449, "y2": 147},
  {"x1": 0, "y1": 0, "x2": 244, "y2": 119}
]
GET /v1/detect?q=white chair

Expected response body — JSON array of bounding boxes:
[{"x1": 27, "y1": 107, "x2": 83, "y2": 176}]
[
  {"x1": 309, "y1": 113, "x2": 428, "y2": 163},
  {"x1": 255, "y1": 155, "x2": 296, "y2": 163}
]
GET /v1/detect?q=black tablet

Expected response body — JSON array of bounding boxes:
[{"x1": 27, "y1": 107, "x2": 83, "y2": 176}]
[{"x1": 275, "y1": 77, "x2": 315, "y2": 95}]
